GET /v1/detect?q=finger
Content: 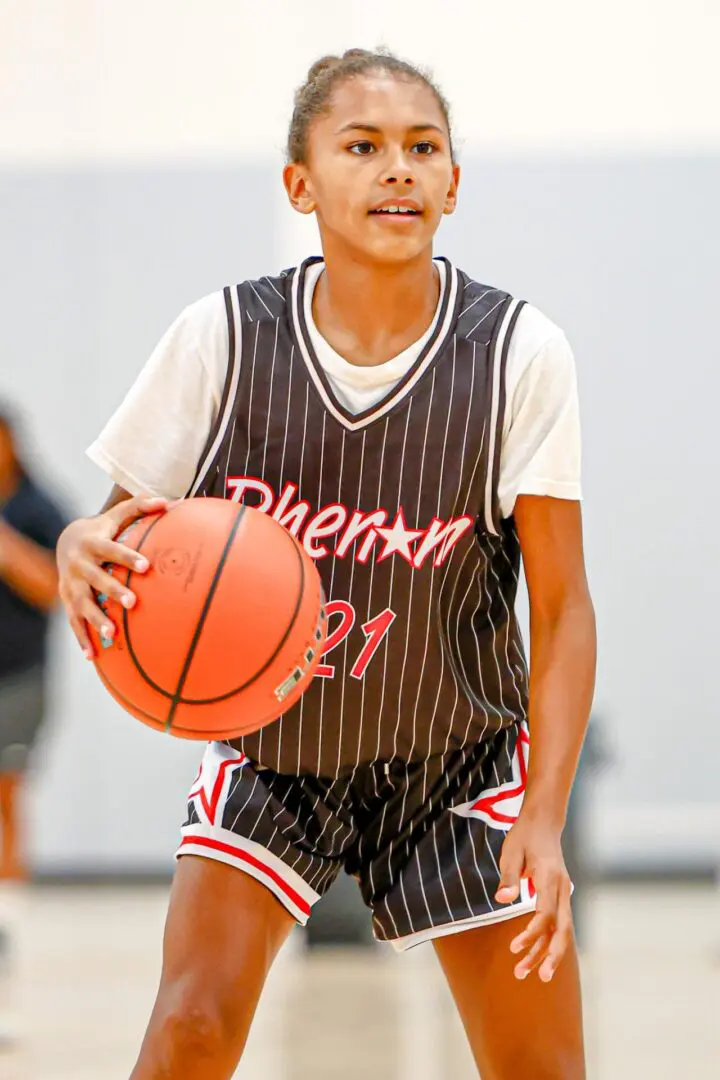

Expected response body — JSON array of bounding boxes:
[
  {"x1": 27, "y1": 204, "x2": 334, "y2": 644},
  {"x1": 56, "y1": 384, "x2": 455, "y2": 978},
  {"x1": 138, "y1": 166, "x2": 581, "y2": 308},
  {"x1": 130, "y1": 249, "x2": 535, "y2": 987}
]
[
  {"x1": 92, "y1": 538, "x2": 150, "y2": 574},
  {"x1": 78, "y1": 595, "x2": 116, "y2": 640},
  {"x1": 76, "y1": 561, "x2": 136, "y2": 609},
  {"x1": 510, "y1": 908, "x2": 554, "y2": 954},
  {"x1": 510, "y1": 875, "x2": 560, "y2": 953},
  {"x1": 539, "y1": 881, "x2": 573, "y2": 983},
  {"x1": 496, "y1": 840, "x2": 526, "y2": 903},
  {"x1": 514, "y1": 933, "x2": 551, "y2": 981},
  {"x1": 108, "y1": 494, "x2": 169, "y2": 531},
  {"x1": 69, "y1": 614, "x2": 95, "y2": 660}
]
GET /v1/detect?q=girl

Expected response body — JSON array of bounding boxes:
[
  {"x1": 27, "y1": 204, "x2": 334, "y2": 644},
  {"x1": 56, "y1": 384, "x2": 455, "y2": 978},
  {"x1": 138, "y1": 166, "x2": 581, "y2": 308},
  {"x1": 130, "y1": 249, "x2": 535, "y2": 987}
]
[{"x1": 57, "y1": 49, "x2": 596, "y2": 1080}]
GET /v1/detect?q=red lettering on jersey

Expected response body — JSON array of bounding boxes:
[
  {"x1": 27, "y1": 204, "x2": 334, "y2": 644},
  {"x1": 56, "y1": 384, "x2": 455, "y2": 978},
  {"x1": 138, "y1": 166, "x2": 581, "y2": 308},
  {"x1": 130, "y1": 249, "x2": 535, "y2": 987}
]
[
  {"x1": 334, "y1": 508, "x2": 389, "y2": 562},
  {"x1": 413, "y1": 515, "x2": 475, "y2": 568},
  {"x1": 226, "y1": 477, "x2": 273, "y2": 511},
  {"x1": 303, "y1": 503, "x2": 349, "y2": 558},
  {"x1": 270, "y1": 481, "x2": 311, "y2": 537},
  {"x1": 315, "y1": 600, "x2": 356, "y2": 678},
  {"x1": 224, "y1": 475, "x2": 475, "y2": 569}
]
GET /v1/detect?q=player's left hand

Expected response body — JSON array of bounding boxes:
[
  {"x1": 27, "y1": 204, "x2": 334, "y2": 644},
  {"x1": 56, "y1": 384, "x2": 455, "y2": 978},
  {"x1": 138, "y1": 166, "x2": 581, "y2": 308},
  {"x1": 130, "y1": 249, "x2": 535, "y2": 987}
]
[{"x1": 495, "y1": 812, "x2": 573, "y2": 983}]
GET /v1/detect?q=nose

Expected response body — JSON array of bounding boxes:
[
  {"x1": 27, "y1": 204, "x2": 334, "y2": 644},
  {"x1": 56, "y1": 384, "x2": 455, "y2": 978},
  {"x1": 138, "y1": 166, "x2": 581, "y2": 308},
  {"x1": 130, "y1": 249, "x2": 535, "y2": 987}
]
[
  {"x1": 382, "y1": 169, "x2": 415, "y2": 187},
  {"x1": 380, "y1": 147, "x2": 416, "y2": 187},
  {"x1": 383, "y1": 172, "x2": 415, "y2": 186}
]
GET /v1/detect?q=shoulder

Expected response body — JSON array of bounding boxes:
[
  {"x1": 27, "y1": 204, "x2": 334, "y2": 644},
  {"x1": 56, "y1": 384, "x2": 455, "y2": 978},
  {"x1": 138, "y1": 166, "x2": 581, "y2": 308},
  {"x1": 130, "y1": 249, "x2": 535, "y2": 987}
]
[
  {"x1": 181, "y1": 270, "x2": 291, "y2": 334},
  {"x1": 157, "y1": 292, "x2": 230, "y2": 409},
  {"x1": 234, "y1": 269, "x2": 292, "y2": 323},
  {"x1": 452, "y1": 272, "x2": 567, "y2": 365},
  {"x1": 170, "y1": 290, "x2": 228, "y2": 346},
  {"x1": 160, "y1": 270, "x2": 291, "y2": 399},
  {"x1": 453, "y1": 270, "x2": 511, "y2": 341},
  {"x1": 511, "y1": 303, "x2": 569, "y2": 359},
  {"x1": 506, "y1": 303, "x2": 574, "y2": 395}
]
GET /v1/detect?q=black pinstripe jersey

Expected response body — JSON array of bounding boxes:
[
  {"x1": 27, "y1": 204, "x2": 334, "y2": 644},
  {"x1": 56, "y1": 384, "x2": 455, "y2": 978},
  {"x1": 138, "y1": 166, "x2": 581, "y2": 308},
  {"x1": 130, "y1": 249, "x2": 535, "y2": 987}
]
[{"x1": 190, "y1": 257, "x2": 530, "y2": 778}]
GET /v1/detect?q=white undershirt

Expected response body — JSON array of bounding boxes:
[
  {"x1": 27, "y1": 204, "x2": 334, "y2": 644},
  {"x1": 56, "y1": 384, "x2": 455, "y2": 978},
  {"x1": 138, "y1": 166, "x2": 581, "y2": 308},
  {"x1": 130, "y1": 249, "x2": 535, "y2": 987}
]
[
  {"x1": 87, "y1": 261, "x2": 582, "y2": 518},
  {"x1": 302, "y1": 260, "x2": 445, "y2": 415}
]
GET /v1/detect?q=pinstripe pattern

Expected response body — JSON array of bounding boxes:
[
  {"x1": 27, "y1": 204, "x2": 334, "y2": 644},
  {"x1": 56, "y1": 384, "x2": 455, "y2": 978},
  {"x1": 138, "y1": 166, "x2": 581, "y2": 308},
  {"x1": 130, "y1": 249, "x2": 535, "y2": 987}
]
[
  {"x1": 179, "y1": 722, "x2": 535, "y2": 942},
  {"x1": 192, "y1": 259, "x2": 529, "y2": 782}
]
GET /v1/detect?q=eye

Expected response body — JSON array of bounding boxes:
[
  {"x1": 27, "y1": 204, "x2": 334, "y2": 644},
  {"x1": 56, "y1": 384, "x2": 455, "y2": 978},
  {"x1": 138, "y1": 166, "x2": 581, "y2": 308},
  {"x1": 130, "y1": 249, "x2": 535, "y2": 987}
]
[
  {"x1": 412, "y1": 141, "x2": 438, "y2": 156},
  {"x1": 348, "y1": 141, "x2": 375, "y2": 156}
]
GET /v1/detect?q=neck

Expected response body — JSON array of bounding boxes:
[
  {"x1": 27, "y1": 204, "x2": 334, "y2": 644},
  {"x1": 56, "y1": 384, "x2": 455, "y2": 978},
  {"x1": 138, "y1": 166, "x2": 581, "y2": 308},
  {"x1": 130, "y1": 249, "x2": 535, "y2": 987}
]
[{"x1": 312, "y1": 246, "x2": 440, "y2": 367}]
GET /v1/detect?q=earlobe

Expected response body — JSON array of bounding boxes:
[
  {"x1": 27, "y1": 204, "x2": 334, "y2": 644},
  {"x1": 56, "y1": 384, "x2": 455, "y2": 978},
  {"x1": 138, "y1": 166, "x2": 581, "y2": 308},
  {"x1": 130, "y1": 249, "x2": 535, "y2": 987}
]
[
  {"x1": 283, "y1": 163, "x2": 316, "y2": 216},
  {"x1": 443, "y1": 191, "x2": 459, "y2": 216},
  {"x1": 443, "y1": 163, "x2": 460, "y2": 216}
]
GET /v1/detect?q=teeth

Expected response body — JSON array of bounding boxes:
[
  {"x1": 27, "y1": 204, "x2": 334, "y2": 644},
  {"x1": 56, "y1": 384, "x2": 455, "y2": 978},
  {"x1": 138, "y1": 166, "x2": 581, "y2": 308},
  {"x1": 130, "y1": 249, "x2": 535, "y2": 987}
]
[{"x1": 375, "y1": 206, "x2": 416, "y2": 214}]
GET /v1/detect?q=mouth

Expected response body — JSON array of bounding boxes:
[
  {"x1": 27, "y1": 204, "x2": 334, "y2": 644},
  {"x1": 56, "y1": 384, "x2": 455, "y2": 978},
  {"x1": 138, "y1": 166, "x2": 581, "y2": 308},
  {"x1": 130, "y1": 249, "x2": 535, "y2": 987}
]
[{"x1": 368, "y1": 204, "x2": 423, "y2": 221}]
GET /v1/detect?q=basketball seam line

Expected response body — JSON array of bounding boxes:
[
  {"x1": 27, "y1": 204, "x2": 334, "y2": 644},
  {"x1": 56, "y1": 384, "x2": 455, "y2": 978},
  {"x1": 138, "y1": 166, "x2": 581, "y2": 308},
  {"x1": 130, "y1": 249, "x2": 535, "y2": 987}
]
[{"x1": 164, "y1": 505, "x2": 248, "y2": 731}]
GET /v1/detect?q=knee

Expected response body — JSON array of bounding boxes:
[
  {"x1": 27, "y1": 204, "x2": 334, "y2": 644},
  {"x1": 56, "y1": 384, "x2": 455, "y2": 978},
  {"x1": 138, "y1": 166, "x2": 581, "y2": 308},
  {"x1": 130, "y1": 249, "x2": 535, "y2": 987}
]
[{"x1": 152, "y1": 979, "x2": 242, "y2": 1063}]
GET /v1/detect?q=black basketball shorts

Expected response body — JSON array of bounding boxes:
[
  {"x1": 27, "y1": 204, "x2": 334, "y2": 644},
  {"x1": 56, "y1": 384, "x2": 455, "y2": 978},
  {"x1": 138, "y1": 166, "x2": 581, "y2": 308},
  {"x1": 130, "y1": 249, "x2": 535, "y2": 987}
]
[{"x1": 177, "y1": 721, "x2": 536, "y2": 950}]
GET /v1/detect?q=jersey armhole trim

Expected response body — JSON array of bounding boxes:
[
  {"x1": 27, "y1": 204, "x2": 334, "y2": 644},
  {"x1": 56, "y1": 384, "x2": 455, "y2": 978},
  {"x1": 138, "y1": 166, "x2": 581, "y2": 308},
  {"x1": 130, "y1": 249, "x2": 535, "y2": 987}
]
[
  {"x1": 483, "y1": 298, "x2": 526, "y2": 535},
  {"x1": 187, "y1": 286, "x2": 242, "y2": 498}
]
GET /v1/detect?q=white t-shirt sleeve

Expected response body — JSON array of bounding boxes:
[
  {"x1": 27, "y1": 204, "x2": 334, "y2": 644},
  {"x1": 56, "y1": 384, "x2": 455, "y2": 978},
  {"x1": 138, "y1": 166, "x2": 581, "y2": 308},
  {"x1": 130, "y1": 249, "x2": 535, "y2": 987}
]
[
  {"x1": 498, "y1": 305, "x2": 582, "y2": 519},
  {"x1": 86, "y1": 293, "x2": 228, "y2": 499}
]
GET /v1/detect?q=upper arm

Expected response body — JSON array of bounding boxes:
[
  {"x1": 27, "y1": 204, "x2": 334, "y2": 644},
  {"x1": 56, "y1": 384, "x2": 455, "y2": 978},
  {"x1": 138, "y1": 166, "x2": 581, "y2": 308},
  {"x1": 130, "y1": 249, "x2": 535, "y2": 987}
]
[
  {"x1": 86, "y1": 293, "x2": 227, "y2": 499},
  {"x1": 499, "y1": 310, "x2": 582, "y2": 519},
  {"x1": 99, "y1": 485, "x2": 134, "y2": 514},
  {"x1": 514, "y1": 495, "x2": 591, "y2": 619}
]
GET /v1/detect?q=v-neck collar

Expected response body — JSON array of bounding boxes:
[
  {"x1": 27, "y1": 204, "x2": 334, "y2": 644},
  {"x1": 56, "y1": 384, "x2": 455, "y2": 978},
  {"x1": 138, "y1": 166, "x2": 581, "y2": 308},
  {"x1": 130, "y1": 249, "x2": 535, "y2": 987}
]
[{"x1": 287, "y1": 256, "x2": 460, "y2": 432}]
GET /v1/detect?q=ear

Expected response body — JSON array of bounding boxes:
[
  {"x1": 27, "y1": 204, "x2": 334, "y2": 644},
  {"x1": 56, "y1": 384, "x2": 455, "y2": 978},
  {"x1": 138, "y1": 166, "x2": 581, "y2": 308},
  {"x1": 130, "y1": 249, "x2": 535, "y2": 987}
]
[
  {"x1": 443, "y1": 164, "x2": 461, "y2": 216},
  {"x1": 283, "y1": 163, "x2": 316, "y2": 216}
]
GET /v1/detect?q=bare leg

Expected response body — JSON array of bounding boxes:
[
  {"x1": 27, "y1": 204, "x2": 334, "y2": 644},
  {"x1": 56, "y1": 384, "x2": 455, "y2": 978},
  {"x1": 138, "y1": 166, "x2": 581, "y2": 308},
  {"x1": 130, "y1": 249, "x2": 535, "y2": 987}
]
[
  {"x1": 130, "y1": 856, "x2": 295, "y2": 1080},
  {"x1": 434, "y1": 915, "x2": 585, "y2": 1080},
  {"x1": 0, "y1": 773, "x2": 25, "y2": 881}
]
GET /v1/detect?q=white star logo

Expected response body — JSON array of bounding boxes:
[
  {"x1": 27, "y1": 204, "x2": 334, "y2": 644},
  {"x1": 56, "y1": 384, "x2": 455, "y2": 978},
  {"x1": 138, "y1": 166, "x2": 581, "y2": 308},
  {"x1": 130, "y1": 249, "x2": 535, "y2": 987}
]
[{"x1": 375, "y1": 507, "x2": 424, "y2": 564}]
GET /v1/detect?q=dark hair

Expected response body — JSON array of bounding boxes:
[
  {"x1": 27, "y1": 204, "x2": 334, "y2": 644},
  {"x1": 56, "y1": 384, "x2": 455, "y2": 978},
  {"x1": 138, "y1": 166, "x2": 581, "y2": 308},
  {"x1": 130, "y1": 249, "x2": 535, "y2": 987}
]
[{"x1": 287, "y1": 47, "x2": 455, "y2": 164}]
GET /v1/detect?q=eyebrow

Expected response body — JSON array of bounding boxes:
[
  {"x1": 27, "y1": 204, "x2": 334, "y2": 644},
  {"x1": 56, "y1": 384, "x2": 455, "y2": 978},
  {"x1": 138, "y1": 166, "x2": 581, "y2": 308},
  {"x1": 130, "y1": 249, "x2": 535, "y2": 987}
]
[{"x1": 335, "y1": 122, "x2": 446, "y2": 137}]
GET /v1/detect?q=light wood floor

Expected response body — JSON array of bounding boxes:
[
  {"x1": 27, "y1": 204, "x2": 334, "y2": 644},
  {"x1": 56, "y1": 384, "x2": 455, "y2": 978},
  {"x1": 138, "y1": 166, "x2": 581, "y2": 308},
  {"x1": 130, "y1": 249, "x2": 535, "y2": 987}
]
[{"x1": 1, "y1": 882, "x2": 718, "y2": 1079}]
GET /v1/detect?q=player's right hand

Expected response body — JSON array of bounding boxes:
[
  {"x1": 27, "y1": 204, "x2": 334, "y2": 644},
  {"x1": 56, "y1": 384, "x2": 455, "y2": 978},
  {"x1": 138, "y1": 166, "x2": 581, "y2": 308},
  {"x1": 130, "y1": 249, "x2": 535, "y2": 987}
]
[{"x1": 57, "y1": 494, "x2": 170, "y2": 659}]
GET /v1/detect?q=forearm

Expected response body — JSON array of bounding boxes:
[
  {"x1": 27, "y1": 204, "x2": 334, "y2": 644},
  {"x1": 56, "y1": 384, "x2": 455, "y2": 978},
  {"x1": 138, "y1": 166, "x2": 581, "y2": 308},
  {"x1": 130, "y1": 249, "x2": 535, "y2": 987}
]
[
  {"x1": 0, "y1": 524, "x2": 59, "y2": 610},
  {"x1": 522, "y1": 593, "x2": 597, "y2": 827}
]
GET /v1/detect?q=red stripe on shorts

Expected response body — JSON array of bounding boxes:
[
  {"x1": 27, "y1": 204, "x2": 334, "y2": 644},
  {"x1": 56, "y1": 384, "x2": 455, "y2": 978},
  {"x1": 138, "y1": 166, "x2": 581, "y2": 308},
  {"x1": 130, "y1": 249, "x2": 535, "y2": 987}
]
[{"x1": 179, "y1": 834, "x2": 311, "y2": 916}]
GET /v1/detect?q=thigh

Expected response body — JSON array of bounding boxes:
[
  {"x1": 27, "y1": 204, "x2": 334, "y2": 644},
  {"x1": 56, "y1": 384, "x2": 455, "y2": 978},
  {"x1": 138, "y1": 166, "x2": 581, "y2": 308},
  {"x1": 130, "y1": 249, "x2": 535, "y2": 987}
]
[
  {"x1": 132, "y1": 854, "x2": 295, "y2": 1080},
  {"x1": 434, "y1": 915, "x2": 585, "y2": 1080}
]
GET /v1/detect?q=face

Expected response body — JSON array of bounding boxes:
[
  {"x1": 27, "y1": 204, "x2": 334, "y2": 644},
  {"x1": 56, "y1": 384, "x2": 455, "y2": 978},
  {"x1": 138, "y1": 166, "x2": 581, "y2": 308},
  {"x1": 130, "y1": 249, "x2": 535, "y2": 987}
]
[{"x1": 284, "y1": 73, "x2": 460, "y2": 265}]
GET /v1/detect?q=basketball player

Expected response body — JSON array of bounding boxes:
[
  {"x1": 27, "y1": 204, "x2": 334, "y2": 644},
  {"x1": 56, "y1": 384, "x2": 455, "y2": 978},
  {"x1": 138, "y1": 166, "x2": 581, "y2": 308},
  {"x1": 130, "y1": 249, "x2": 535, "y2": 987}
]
[{"x1": 56, "y1": 50, "x2": 596, "y2": 1079}]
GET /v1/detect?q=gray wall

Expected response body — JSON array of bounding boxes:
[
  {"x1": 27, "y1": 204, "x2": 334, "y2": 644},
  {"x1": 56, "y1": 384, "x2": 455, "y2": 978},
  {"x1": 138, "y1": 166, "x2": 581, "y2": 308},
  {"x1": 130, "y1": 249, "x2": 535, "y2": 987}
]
[
  {"x1": 1, "y1": 158, "x2": 717, "y2": 872},
  {"x1": 444, "y1": 157, "x2": 720, "y2": 866},
  {"x1": 1, "y1": 167, "x2": 276, "y2": 872}
]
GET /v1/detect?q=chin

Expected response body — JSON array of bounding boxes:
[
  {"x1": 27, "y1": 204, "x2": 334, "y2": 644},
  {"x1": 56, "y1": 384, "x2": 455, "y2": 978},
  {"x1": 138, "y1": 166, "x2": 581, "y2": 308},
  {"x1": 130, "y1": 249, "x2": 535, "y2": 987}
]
[{"x1": 359, "y1": 235, "x2": 432, "y2": 266}]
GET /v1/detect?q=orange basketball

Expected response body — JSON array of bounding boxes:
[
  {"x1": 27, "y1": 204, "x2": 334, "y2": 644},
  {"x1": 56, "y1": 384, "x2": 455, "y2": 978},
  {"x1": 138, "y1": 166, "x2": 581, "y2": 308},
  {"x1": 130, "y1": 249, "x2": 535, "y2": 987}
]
[{"x1": 88, "y1": 499, "x2": 327, "y2": 740}]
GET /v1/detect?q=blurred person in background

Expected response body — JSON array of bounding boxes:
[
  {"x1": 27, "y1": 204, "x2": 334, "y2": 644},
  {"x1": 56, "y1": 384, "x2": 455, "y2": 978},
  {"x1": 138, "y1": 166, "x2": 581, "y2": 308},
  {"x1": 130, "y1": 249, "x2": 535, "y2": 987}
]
[{"x1": 0, "y1": 403, "x2": 67, "y2": 1041}]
